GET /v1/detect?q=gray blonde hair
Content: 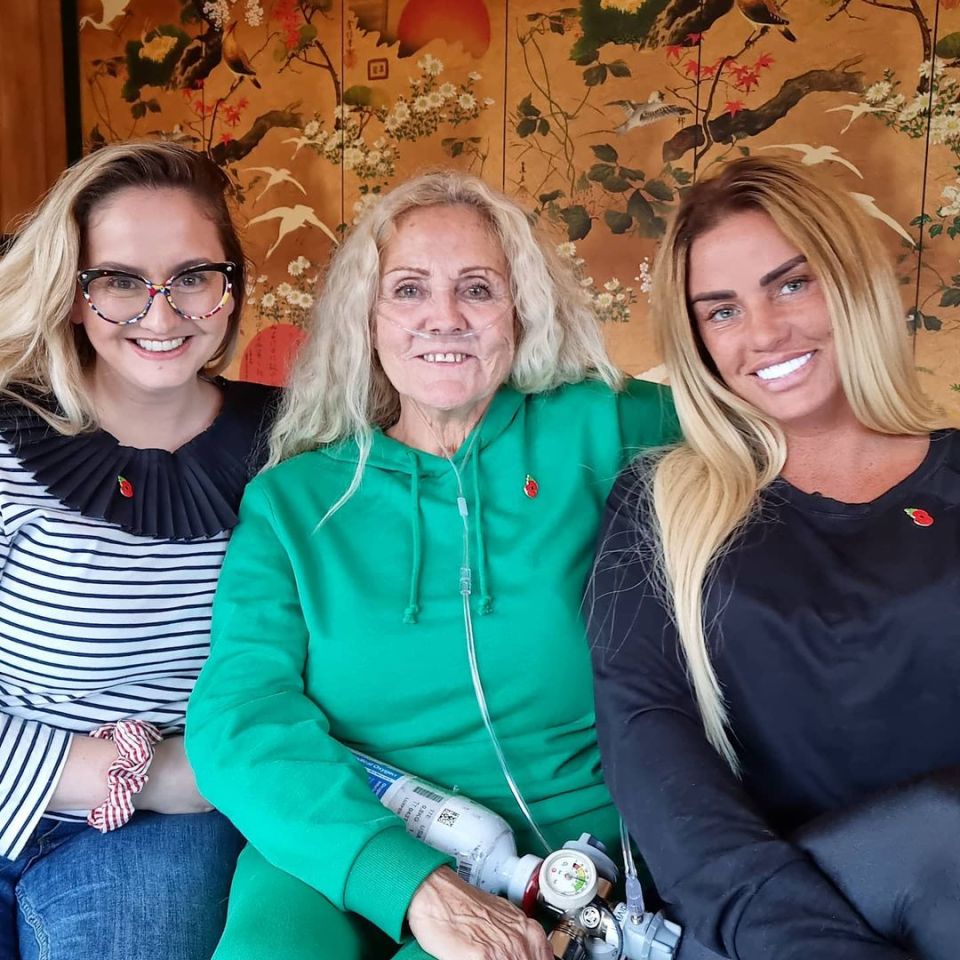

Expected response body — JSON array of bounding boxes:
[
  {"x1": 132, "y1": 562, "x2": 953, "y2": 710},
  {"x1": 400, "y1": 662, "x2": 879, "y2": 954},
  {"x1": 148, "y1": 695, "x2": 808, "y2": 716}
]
[
  {"x1": 268, "y1": 169, "x2": 621, "y2": 511},
  {"x1": 647, "y1": 155, "x2": 940, "y2": 770},
  {"x1": 0, "y1": 140, "x2": 246, "y2": 432}
]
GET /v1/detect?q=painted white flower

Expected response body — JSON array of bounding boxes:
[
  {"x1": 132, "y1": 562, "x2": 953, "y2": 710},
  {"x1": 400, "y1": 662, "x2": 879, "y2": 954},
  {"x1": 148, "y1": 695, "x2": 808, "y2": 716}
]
[
  {"x1": 458, "y1": 93, "x2": 477, "y2": 111},
  {"x1": 393, "y1": 102, "x2": 411, "y2": 122},
  {"x1": 288, "y1": 255, "x2": 310, "y2": 276},
  {"x1": 556, "y1": 242, "x2": 577, "y2": 258},
  {"x1": 247, "y1": 295, "x2": 258, "y2": 306},
  {"x1": 483, "y1": 97, "x2": 495, "y2": 107},
  {"x1": 201, "y1": 0, "x2": 229, "y2": 31},
  {"x1": 468, "y1": 71, "x2": 482, "y2": 82},
  {"x1": 257, "y1": 274, "x2": 268, "y2": 283},
  {"x1": 596, "y1": 292, "x2": 614, "y2": 308},
  {"x1": 140, "y1": 34, "x2": 179, "y2": 63},
  {"x1": 427, "y1": 92, "x2": 444, "y2": 109},
  {"x1": 244, "y1": 0, "x2": 264, "y2": 27},
  {"x1": 260, "y1": 293, "x2": 276, "y2": 308},
  {"x1": 615, "y1": 292, "x2": 626, "y2": 302},
  {"x1": 304, "y1": 120, "x2": 321, "y2": 138},
  {"x1": 417, "y1": 54, "x2": 444, "y2": 76},
  {"x1": 368, "y1": 150, "x2": 382, "y2": 165},
  {"x1": 438, "y1": 82, "x2": 457, "y2": 100},
  {"x1": 334, "y1": 104, "x2": 352, "y2": 122},
  {"x1": 604, "y1": 278, "x2": 619, "y2": 291},
  {"x1": 414, "y1": 95, "x2": 431, "y2": 113},
  {"x1": 899, "y1": 96, "x2": 926, "y2": 123},
  {"x1": 343, "y1": 146, "x2": 364, "y2": 170},
  {"x1": 298, "y1": 291, "x2": 315, "y2": 308},
  {"x1": 864, "y1": 81, "x2": 892, "y2": 105},
  {"x1": 277, "y1": 282, "x2": 293, "y2": 297},
  {"x1": 938, "y1": 183, "x2": 960, "y2": 217},
  {"x1": 580, "y1": 277, "x2": 594, "y2": 287}
]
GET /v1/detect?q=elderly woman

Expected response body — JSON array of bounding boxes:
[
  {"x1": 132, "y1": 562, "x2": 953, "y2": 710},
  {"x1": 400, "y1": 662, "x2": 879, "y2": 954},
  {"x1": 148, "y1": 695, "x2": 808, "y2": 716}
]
[
  {"x1": 185, "y1": 170, "x2": 677, "y2": 959},
  {"x1": 589, "y1": 155, "x2": 960, "y2": 960}
]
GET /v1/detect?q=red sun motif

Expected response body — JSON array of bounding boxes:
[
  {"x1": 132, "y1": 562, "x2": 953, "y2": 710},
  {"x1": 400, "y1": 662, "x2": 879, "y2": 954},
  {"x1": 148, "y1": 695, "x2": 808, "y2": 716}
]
[{"x1": 396, "y1": 0, "x2": 491, "y2": 58}]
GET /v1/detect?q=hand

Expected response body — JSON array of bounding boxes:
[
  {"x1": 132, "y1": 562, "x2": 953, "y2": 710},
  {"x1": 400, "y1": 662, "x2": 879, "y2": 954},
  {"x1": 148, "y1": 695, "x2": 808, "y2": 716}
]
[
  {"x1": 134, "y1": 736, "x2": 213, "y2": 815},
  {"x1": 408, "y1": 866, "x2": 553, "y2": 960}
]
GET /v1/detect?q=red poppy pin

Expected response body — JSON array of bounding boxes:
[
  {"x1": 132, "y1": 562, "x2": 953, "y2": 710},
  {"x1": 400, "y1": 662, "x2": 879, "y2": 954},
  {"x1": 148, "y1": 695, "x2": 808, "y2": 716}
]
[
  {"x1": 904, "y1": 507, "x2": 933, "y2": 527},
  {"x1": 523, "y1": 474, "x2": 539, "y2": 499},
  {"x1": 117, "y1": 475, "x2": 134, "y2": 499}
]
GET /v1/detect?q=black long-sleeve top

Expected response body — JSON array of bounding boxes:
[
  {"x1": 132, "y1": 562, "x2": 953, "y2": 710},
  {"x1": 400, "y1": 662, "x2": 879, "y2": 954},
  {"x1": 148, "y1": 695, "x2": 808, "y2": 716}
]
[{"x1": 589, "y1": 430, "x2": 960, "y2": 960}]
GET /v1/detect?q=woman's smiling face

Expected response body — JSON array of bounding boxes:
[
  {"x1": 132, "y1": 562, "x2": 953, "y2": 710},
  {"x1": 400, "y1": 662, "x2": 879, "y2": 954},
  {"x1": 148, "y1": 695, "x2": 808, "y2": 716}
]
[
  {"x1": 687, "y1": 208, "x2": 850, "y2": 432},
  {"x1": 374, "y1": 204, "x2": 516, "y2": 424}
]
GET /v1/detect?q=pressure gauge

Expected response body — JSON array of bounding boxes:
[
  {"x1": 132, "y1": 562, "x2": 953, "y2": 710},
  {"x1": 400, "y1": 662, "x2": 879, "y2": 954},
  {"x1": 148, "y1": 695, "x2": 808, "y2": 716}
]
[{"x1": 538, "y1": 848, "x2": 599, "y2": 911}]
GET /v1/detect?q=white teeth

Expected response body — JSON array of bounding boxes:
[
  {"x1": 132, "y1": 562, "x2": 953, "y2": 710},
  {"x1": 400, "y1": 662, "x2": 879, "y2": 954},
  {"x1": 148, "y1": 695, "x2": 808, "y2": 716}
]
[
  {"x1": 423, "y1": 353, "x2": 466, "y2": 363},
  {"x1": 755, "y1": 352, "x2": 813, "y2": 381},
  {"x1": 135, "y1": 338, "x2": 186, "y2": 353}
]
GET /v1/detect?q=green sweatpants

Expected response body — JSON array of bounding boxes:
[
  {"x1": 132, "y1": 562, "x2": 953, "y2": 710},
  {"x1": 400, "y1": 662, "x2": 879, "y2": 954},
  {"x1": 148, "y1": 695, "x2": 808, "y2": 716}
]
[{"x1": 213, "y1": 844, "x2": 437, "y2": 960}]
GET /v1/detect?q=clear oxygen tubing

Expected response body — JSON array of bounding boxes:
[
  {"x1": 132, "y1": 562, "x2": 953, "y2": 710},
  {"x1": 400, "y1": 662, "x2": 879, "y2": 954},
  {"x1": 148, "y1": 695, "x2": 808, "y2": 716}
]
[
  {"x1": 620, "y1": 817, "x2": 646, "y2": 920},
  {"x1": 413, "y1": 400, "x2": 553, "y2": 856}
]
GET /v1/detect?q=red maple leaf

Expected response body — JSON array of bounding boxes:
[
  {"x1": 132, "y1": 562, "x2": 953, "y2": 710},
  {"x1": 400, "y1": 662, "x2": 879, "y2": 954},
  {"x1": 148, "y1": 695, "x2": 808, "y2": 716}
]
[
  {"x1": 236, "y1": 97, "x2": 249, "y2": 110},
  {"x1": 724, "y1": 100, "x2": 746, "y2": 117},
  {"x1": 700, "y1": 64, "x2": 716, "y2": 79},
  {"x1": 666, "y1": 44, "x2": 684, "y2": 62},
  {"x1": 685, "y1": 32, "x2": 704, "y2": 44},
  {"x1": 224, "y1": 105, "x2": 243, "y2": 127},
  {"x1": 736, "y1": 69, "x2": 760, "y2": 92},
  {"x1": 684, "y1": 60, "x2": 701, "y2": 78},
  {"x1": 219, "y1": 133, "x2": 234, "y2": 145},
  {"x1": 755, "y1": 52, "x2": 775, "y2": 70}
]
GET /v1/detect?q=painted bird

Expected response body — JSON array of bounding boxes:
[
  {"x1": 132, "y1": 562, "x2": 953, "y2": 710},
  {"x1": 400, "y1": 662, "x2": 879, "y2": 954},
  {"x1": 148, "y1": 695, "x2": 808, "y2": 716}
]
[
  {"x1": 736, "y1": 0, "x2": 796, "y2": 42},
  {"x1": 825, "y1": 103, "x2": 893, "y2": 135},
  {"x1": 245, "y1": 167, "x2": 308, "y2": 204},
  {"x1": 607, "y1": 93, "x2": 691, "y2": 134},
  {"x1": 223, "y1": 22, "x2": 261, "y2": 89},
  {"x1": 79, "y1": 0, "x2": 133, "y2": 31},
  {"x1": 760, "y1": 143, "x2": 863, "y2": 178},
  {"x1": 248, "y1": 205, "x2": 340, "y2": 259},
  {"x1": 851, "y1": 193, "x2": 916, "y2": 247}
]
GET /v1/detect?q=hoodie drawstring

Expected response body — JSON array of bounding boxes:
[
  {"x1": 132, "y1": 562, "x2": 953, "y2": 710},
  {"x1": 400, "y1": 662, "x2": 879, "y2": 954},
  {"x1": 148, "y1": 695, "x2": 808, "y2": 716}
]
[
  {"x1": 470, "y1": 449, "x2": 493, "y2": 615},
  {"x1": 403, "y1": 457, "x2": 422, "y2": 624}
]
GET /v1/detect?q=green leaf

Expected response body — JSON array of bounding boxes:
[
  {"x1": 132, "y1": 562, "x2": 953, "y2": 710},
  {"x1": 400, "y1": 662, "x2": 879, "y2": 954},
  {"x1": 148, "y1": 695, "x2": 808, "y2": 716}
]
[
  {"x1": 601, "y1": 175, "x2": 632, "y2": 193},
  {"x1": 627, "y1": 189, "x2": 666, "y2": 237},
  {"x1": 910, "y1": 213, "x2": 932, "y2": 226},
  {"x1": 146, "y1": 98, "x2": 161, "y2": 113},
  {"x1": 549, "y1": 18, "x2": 564, "y2": 34},
  {"x1": 560, "y1": 205, "x2": 591, "y2": 241},
  {"x1": 923, "y1": 312, "x2": 943, "y2": 330},
  {"x1": 583, "y1": 64, "x2": 608, "y2": 86},
  {"x1": 518, "y1": 94, "x2": 540, "y2": 118},
  {"x1": 131, "y1": 101, "x2": 147, "y2": 119},
  {"x1": 604, "y1": 210, "x2": 633, "y2": 234},
  {"x1": 516, "y1": 118, "x2": 538, "y2": 137},
  {"x1": 607, "y1": 59, "x2": 631, "y2": 78},
  {"x1": 939, "y1": 287, "x2": 960, "y2": 308},
  {"x1": 644, "y1": 178, "x2": 674, "y2": 201},
  {"x1": 930, "y1": 223, "x2": 944, "y2": 237},
  {"x1": 669, "y1": 165, "x2": 693, "y2": 185},
  {"x1": 538, "y1": 189, "x2": 563, "y2": 204},
  {"x1": 537, "y1": 118, "x2": 550, "y2": 135},
  {"x1": 587, "y1": 162, "x2": 615, "y2": 183},
  {"x1": 618, "y1": 166, "x2": 645, "y2": 181},
  {"x1": 298, "y1": 23, "x2": 318, "y2": 47},
  {"x1": 573, "y1": 48, "x2": 599, "y2": 66},
  {"x1": 591, "y1": 143, "x2": 618, "y2": 163}
]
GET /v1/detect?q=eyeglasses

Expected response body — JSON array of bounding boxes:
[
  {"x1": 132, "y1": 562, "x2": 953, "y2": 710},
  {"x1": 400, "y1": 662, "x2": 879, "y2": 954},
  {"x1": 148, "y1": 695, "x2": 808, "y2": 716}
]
[{"x1": 77, "y1": 261, "x2": 236, "y2": 326}]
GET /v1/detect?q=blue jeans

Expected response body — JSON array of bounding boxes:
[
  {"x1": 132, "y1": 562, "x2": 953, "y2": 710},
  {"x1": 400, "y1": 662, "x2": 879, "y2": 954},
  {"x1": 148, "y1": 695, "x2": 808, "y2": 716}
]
[{"x1": 0, "y1": 811, "x2": 242, "y2": 960}]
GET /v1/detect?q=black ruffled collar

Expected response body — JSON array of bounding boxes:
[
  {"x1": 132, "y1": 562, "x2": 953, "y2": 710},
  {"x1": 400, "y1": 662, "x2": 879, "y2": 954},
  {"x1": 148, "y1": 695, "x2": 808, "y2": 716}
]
[{"x1": 0, "y1": 378, "x2": 278, "y2": 541}]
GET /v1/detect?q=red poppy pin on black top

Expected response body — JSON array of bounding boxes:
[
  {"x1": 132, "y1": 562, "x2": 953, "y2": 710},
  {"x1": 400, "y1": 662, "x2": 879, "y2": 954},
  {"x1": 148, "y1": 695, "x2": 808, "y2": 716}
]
[
  {"x1": 523, "y1": 474, "x2": 539, "y2": 499},
  {"x1": 904, "y1": 507, "x2": 933, "y2": 527},
  {"x1": 117, "y1": 475, "x2": 134, "y2": 499}
]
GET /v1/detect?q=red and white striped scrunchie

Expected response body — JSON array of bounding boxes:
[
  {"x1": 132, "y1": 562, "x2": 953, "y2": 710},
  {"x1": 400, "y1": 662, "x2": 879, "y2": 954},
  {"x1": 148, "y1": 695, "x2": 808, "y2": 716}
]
[{"x1": 87, "y1": 719, "x2": 162, "y2": 833}]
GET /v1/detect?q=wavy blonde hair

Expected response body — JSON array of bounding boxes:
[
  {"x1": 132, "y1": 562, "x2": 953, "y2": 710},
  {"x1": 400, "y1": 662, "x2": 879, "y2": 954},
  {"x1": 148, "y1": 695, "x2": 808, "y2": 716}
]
[
  {"x1": 268, "y1": 169, "x2": 620, "y2": 509},
  {"x1": 647, "y1": 155, "x2": 940, "y2": 770},
  {"x1": 0, "y1": 140, "x2": 246, "y2": 432}
]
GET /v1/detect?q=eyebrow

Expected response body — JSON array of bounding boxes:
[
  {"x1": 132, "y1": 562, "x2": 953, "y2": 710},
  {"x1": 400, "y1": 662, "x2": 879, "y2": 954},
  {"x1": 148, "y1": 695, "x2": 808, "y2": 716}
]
[
  {"x1": 87, "y1": 259, "x2": 215, "y2": 276},
  {"x1": 688, "y1": 254, "x2": 808, "y2": 305},
  {"x1": 382, "y1": 265, "x2": 505, "y2": 277}
]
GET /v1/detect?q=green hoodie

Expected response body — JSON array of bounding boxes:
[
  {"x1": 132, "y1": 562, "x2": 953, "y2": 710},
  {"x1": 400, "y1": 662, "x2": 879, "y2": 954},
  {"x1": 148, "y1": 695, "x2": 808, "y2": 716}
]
[{"x1": 187, "y1": 377, "x2": 677, "y2": 944}]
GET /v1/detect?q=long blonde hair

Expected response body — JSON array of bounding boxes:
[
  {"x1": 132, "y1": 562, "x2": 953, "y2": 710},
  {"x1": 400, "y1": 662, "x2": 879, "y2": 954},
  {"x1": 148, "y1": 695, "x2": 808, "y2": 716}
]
[
  {"x1": 268, "y1": 169, "x2": 620, "y2": 511},
  {"x1": 648, "y1": 155, "x2": 940, "y2": 769},
  {"x1": 0, "y1": 140, "x2": 246, "y2": 432}
]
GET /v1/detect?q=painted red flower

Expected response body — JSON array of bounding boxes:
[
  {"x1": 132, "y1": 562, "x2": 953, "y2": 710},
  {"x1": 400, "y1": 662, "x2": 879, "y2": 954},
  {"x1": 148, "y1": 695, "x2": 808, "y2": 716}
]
[{"x1": 523, "y1": 474, "x2": 539, "y2": 499}]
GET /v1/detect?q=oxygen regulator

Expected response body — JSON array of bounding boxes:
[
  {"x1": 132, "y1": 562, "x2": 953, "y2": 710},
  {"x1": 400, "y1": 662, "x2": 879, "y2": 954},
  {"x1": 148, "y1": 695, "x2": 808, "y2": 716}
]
[{"x1": 352, "y1": 751, "x2": 681, "y2": 960}]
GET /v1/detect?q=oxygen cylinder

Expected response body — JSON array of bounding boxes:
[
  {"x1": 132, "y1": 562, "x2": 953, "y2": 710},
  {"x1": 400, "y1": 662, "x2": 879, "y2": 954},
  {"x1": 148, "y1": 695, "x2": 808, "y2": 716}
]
[{"x1": 352, "y1": 750, "x2": 543, "y2": 911}]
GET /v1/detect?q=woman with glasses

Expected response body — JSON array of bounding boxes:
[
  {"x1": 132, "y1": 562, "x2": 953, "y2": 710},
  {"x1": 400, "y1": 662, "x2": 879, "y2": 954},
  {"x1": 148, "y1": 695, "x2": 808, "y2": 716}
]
[{"x1": 0, "y1": 140, "x2": 276, "y2": 960}]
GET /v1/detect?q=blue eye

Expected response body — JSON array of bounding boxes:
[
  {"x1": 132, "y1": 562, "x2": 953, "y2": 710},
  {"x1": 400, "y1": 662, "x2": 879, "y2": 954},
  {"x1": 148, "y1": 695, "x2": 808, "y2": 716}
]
[
  {"x1": 394, "y1": 283, "x2": 422, "y2": 299},
  {"x1": 780, "y1": 277, "x2": 808, "y2": 295},
  {"x1": 707, "y1": 305, "x2": 738, "y2": 322},
  {"x1": 462, "y1": 282, "x2": 492, "y2": 300}
]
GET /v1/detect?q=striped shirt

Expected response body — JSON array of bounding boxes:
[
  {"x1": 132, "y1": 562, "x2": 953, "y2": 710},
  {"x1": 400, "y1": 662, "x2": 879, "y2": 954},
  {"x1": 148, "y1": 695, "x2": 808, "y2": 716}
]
[{"x1": 0, "y1": 442, "x2": 229, "y2": 857}]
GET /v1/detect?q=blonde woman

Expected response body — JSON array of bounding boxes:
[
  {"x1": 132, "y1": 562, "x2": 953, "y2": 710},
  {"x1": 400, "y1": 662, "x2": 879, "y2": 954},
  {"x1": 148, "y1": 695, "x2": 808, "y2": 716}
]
[
  {"x1": 588, "y1": 154, "x2": 960, "y2": 960},
  {"x1": 0, "y1": 141, "x2": 276, "y2": 959},
  {"x1": 185, "y1": 170, "x2": 678, "y2": 960}
]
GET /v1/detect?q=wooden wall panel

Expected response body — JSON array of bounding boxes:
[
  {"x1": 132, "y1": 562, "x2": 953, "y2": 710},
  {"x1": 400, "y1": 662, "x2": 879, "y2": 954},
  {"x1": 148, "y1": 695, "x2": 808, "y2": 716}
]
[{"x1": 0, "y1": 1, "x2": 67, "y2": 234}]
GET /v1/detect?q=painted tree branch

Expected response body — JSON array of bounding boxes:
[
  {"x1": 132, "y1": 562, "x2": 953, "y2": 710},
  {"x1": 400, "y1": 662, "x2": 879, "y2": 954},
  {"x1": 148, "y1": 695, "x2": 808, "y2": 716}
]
[
  {"x1": 645, "y1": 0, "x2": 735, "y2": 48},
  {"x1": 663, "y1": 61, "x2": 865, "y2": 161},
  {"x1": 210, "y1": 109, "x2": 304, "y2": 165}
]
